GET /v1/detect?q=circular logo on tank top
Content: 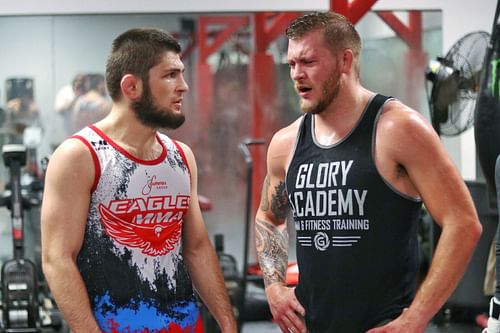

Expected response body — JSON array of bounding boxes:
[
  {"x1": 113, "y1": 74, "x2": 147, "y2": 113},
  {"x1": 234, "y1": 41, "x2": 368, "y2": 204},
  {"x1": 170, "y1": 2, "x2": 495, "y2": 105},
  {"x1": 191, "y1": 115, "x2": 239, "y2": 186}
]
[{"x1": 314, "y1": 232, "x2": 330, "y2": 251}]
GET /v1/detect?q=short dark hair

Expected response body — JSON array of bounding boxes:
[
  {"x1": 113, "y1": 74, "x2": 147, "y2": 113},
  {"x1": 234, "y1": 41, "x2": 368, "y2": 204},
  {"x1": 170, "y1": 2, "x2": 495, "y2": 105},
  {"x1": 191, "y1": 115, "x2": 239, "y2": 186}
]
[
  {"x1": 87, "y1": 73, "x2": 105, "y2": 90},
  {"x1": 286, "y1": 11, "x2": 361, "y2": 70},
  {"x1": 105, "y1": 27, "x2": 181, "y2": 100}
]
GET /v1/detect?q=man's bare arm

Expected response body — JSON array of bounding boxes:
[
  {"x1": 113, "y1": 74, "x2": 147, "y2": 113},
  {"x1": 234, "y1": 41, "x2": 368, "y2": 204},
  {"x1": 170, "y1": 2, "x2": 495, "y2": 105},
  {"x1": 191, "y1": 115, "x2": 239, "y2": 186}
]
[
  {"x1": 255, "y1": 178, "x2": 290, "y2": 288},
  {"x1": 41, "y1": 140, "x2": 101, "y2": 333},
  {"x1": 254, "y1": 127, "x2": 307, "y2": 333}
]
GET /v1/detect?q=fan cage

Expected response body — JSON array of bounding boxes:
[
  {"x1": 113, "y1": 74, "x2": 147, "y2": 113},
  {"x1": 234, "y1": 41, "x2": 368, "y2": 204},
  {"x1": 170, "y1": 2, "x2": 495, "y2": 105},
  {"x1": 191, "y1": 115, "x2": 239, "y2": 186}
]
[{"x1": 430, "y1": 31, "x2": 490, "y2": 136}]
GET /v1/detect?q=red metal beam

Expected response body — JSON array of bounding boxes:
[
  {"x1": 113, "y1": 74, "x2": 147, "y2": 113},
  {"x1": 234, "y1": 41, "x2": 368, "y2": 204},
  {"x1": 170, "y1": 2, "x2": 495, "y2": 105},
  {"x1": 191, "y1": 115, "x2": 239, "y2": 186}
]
[
  {"x1": 197, "y1": 16, "x2": 250, "y2": 63},
  {"x1": 408, "y1": 11, "x2": 423, "y2": 49},
  {"x1": 180, "y1": 33, "x2": 196, "y2": 60},
  {"x1": 377, "y1": 11, "x2": 422, "y2": 49},
  {"x1": 376, "y1": 11, "x2": 425, "y2": 109},
  {"x1": 254, "y1": 12, "x2": 302, "y2": 51},
  {"x1": 196, "y1": 15, "x2": 250, "y2": 141},
  {"x1": 330, "y1": 0, "x2": 379, "y2": 24},
  {"x1": 331, "y1": 0, "x2": 349, "y2": 17}
]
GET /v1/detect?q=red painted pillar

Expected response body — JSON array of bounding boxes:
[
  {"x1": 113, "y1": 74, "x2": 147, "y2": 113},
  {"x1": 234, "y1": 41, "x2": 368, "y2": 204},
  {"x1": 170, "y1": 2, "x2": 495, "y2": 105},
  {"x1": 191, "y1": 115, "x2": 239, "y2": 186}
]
[
  {"x1": 377, "y1": 11, "x2": 426, "y2": 110},
  {"x1": 195, "y1": 17, "x2": 215, "y2": 189},
  {"x1": 249, "y1": 13, "x2": 275, "y2": 214},
  {"x1": 405, "y1": 48, "x2": 427, "y2": 110},
  {"x1": 249, "y1": 13, "x2": 301, "y2": 213},
  {"x1": 197, "y1": 16, "x2": 249, "y2": 129},
  {"x1": 195, "y1": 15, "x2": 249, "y2": 190},
  {"x1": 405, "y1": 12, "x2": 426, "y2": 110},
  {"x1": 196, "y1": 62, "x2": 213, "y2": 130}
]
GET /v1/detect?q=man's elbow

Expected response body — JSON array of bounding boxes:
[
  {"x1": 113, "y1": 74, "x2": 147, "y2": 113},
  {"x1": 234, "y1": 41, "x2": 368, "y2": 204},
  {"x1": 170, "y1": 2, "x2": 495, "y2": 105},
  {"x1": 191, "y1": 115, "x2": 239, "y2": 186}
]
[
  {"x1": 458, "y1": 214, "x2": 483, "y2": 249},
  {"x1": 41, "y1": 250, "x2": 73, "y2": 283},
  {"x1": 41, "y1": 252, "x2": 58, "y2": 283},
  {"x1": 469, "y1": 217, "x2": 483, "y2": 245}
]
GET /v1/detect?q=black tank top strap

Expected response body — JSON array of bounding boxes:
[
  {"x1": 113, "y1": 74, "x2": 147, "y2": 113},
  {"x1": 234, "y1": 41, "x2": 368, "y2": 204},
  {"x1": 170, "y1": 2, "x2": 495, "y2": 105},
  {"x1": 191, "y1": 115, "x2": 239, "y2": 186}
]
[
  {"x1": 299, "y1": 113, "x2": 312, "y2": 144},
  {"x1": 355, "y1": 93, "x2": 391, "y2": 134},
  {"x1": 290, "y1": 113, "x2": 314, "y2": 160}
]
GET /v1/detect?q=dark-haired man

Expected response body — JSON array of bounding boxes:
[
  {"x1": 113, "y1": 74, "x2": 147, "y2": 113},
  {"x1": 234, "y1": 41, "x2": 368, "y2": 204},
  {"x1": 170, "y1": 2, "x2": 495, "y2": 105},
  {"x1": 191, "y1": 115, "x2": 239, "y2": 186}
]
[{"x1": 42, "y1": 27, "x2": 237, "y2": 333}]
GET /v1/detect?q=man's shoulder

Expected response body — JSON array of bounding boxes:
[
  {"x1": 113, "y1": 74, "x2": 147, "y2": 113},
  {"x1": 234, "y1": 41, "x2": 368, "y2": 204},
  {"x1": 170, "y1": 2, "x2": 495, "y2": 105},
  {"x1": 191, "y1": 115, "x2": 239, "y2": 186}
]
[
  {"x1": 379, "y1": 100, "x2": 429, "y2": 131},
  {"x1": 46, "y1": 136, "x2": 97, "y2": 180},
  {"x1": 271, "y1": 116, "x2": 303, "y2": 146},
  {"x1": 377, "y1": 99, "x2": 437, "y2": 151},
  {"x1": 267, "y1": 116, "x2": 304, "y2": 171},
  {"x1": 56, "y1": 136, "x2": 95, "y2": 157}
]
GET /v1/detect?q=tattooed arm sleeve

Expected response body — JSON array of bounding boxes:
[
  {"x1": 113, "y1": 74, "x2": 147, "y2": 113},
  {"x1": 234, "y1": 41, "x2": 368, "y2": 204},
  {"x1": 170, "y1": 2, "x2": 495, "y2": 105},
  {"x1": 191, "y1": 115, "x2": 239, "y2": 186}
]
[{"x1": 255, "y1": 176, "x2": 291, "y2": 288}]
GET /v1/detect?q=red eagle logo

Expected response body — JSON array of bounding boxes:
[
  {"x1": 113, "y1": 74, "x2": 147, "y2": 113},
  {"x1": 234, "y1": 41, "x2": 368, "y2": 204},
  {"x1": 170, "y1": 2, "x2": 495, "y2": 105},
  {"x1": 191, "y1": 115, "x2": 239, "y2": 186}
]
[{"x1": 99, "y1": 205, "x2": 182, "y2": 256}]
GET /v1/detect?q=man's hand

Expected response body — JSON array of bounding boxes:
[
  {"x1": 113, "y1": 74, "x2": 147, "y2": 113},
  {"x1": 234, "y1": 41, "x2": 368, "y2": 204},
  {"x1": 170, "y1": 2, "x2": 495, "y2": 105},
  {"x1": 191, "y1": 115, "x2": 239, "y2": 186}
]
[
  {"x1": 266, "y1": 283, "x2": 306, "y2": 333},
  {"x1": 365, "y1": 309, "x2": 427, "y2": 333}
]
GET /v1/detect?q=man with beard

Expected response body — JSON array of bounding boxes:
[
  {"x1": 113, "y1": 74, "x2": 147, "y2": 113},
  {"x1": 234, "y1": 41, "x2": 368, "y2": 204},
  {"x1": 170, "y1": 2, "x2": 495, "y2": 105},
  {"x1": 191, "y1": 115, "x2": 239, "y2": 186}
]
[
  {"x1": 255, "y1": 12, "x2": 482, "y2": 333},
  {"x1": 41, "y1": 28, "x2": 237, "y2": 333}
]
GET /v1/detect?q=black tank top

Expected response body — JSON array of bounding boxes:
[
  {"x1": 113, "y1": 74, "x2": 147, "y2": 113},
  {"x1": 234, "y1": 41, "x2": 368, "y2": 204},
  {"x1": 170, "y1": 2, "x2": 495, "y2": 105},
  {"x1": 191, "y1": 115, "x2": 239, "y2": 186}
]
[{"x1": 286, "y1": 94, "x2": 422, "y2": 333}]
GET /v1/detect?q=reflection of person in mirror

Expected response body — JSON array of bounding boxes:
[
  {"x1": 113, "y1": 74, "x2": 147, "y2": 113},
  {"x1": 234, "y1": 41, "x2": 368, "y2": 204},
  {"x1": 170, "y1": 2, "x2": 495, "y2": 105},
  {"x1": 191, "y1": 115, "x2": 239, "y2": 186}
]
[
  {"x1": 5, "y1": 90, "x2": 40, "y2": 143},
  {"x1": 0, "y1": 90, "x2": 8, "y2": 130},
  {"x1": 70, "y1": 73, "x2": 111, "y2": 133},
  {"x1": 55, "y1": 73, "x2": 89, "y2": 114},
  {"x1": 41, "y1": 27, "x2": 237, "y2": 333},
  {"x1": 54, "y1": 73, "x2": 89, "y2": 135},
  {"x1": 255, "y1": 11, "x2": 482, "y2": 333}
]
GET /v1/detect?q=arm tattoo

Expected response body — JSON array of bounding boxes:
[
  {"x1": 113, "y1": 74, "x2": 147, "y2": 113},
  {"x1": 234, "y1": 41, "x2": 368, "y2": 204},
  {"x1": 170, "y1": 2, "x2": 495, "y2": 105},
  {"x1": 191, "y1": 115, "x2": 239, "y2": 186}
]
[
  {"x1": 255, "y1": 218, "x2": 289, "y2": 288},
  {"x1": 271, "y1": 181, "x2": 290, "y2": 220},
  {"x1": 260, "y1": 177, "x2": 290, "y2": 220},
  {"x1": 259, "y1": 176, "x2": 271, "y2": 212}
]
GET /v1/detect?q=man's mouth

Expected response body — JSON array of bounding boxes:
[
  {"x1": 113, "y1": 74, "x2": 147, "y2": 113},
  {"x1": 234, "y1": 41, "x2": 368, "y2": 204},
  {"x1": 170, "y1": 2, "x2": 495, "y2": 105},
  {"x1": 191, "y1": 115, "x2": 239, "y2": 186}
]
[{"x1": 296, "y1": 85, "x2": 312, "y2": 97}]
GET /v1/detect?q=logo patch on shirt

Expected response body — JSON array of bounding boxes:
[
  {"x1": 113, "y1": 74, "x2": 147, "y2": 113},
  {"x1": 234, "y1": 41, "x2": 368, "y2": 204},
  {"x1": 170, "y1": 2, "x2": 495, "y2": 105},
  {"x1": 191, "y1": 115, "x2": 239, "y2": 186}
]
[
  {"x1": 99, "y1": 203, "x2": 184, "y2": 256},
  {"x1": 142, "y1": 175, "x2": 169, "y2": 196}
]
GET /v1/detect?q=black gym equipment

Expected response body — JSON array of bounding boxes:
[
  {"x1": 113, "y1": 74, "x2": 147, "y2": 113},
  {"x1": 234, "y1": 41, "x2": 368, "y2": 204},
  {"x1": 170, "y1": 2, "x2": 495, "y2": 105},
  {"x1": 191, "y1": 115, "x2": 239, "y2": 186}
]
[
  {"x1": 475, "y1": 0, "x2": 500, "y2": 207},
  {"x1": 425, "y1": 31, "x2": 490, "y2": 138},
  {"x1": 236, "y1": 138, "x2": 267, "y2": 330},
  {"x1": 0, "y1": 144, "x2": 65, "y2": 332},
  {"x1": 201, "y1": 233, "x2": 243, "y2": 333},
  {"x1": 474, "y1": 2, "x2": 500, "y2": 329},
  {"x1": 200, "y1": 138, "x2": 272, "y2": 333},
  {"x1": 425, "y1": 4, "x2": 500, "y2": 324},
  {"x1": 1, "y1": 144, "x2": 38, "y2": 332}
]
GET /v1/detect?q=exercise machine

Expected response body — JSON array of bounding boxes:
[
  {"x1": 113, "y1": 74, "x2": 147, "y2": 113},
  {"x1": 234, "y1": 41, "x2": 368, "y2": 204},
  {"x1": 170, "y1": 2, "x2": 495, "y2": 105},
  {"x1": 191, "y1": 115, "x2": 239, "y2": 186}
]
[
  {"x1": 0, "y1": 144, "x2": 65, "y2": 332},
  {"x1": 237, "y1": 138, "x2": 266, "y2": 329}
]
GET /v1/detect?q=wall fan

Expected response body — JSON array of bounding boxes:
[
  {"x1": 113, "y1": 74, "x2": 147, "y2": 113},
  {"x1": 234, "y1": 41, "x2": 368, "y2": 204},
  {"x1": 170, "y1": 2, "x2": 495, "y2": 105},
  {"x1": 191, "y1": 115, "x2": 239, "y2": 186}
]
[{"x1": 425, "y1": 31, "x2": 490, "y2": 136}]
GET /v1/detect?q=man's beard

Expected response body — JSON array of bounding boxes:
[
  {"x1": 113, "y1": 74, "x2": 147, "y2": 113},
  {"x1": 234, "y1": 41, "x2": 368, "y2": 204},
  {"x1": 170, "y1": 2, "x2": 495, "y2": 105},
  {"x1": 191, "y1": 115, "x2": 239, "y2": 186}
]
[
  {"x1": 132, "y1": 83, "x2": 185, "y2": 130},
  {"x1": 300, "y1": 69, "x2": 341, "y2": 115}
]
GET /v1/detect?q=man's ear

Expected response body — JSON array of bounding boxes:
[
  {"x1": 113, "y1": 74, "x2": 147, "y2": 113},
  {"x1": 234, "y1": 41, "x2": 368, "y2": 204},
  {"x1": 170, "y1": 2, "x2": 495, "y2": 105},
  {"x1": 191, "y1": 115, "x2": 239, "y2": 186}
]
[
  {"x1": 120, "y1": 74, "x2": 142, "y2": 100},
  {"x1": 340, "y1": 49, "x2": 354, "y2": 74}
]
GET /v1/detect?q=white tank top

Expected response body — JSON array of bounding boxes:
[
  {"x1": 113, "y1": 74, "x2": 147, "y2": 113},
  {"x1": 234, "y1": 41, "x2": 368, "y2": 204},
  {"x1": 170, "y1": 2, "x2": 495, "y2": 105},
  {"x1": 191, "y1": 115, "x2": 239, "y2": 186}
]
[{"x1": 73, "y1": 125, "x2": 202, "y2": 333}]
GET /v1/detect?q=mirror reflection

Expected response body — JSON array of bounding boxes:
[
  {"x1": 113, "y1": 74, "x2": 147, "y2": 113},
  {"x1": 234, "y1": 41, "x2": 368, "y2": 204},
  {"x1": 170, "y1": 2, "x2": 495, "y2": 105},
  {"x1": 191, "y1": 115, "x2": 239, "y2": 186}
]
[{"x1": 0, "y1": 11, "x2": 441, "y2": 264}]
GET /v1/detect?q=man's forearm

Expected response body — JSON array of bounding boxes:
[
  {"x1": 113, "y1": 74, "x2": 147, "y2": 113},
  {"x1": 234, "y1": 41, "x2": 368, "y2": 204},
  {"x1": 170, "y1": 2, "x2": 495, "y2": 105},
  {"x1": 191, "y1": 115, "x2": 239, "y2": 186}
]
[
  {"x1": 406, "y1": 222, "x2": 481, "y2": 322},
  {"x1": 255, "y1": 218, "x2": 289, "y2": 288},
  {"x1": 185, "y1": 240, "x2": 237, "y2": 331},
  {"x1": 44, "y1": 259, "x2": 101, "y2": 333}
]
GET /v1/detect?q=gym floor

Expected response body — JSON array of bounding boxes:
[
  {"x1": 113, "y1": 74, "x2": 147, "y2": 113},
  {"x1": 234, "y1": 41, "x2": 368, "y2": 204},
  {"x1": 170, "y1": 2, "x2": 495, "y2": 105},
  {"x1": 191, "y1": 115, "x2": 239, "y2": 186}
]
[
  {"x1": 241, "y1": 321, "x2": 484, "y2": 332},
  {"x1": 237, "y1": 282, "x2": 487, "y2": 332}
]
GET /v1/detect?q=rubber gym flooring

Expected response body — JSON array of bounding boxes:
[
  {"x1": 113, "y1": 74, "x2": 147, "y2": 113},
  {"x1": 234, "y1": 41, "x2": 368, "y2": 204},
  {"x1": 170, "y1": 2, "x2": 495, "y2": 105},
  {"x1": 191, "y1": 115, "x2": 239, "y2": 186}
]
[
  {"x1": 241, "y1": 321, "x2": 483, "y2": 332},
  {"x1": 238, "y1": 280, "x2": 488, "y2": 332}
]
